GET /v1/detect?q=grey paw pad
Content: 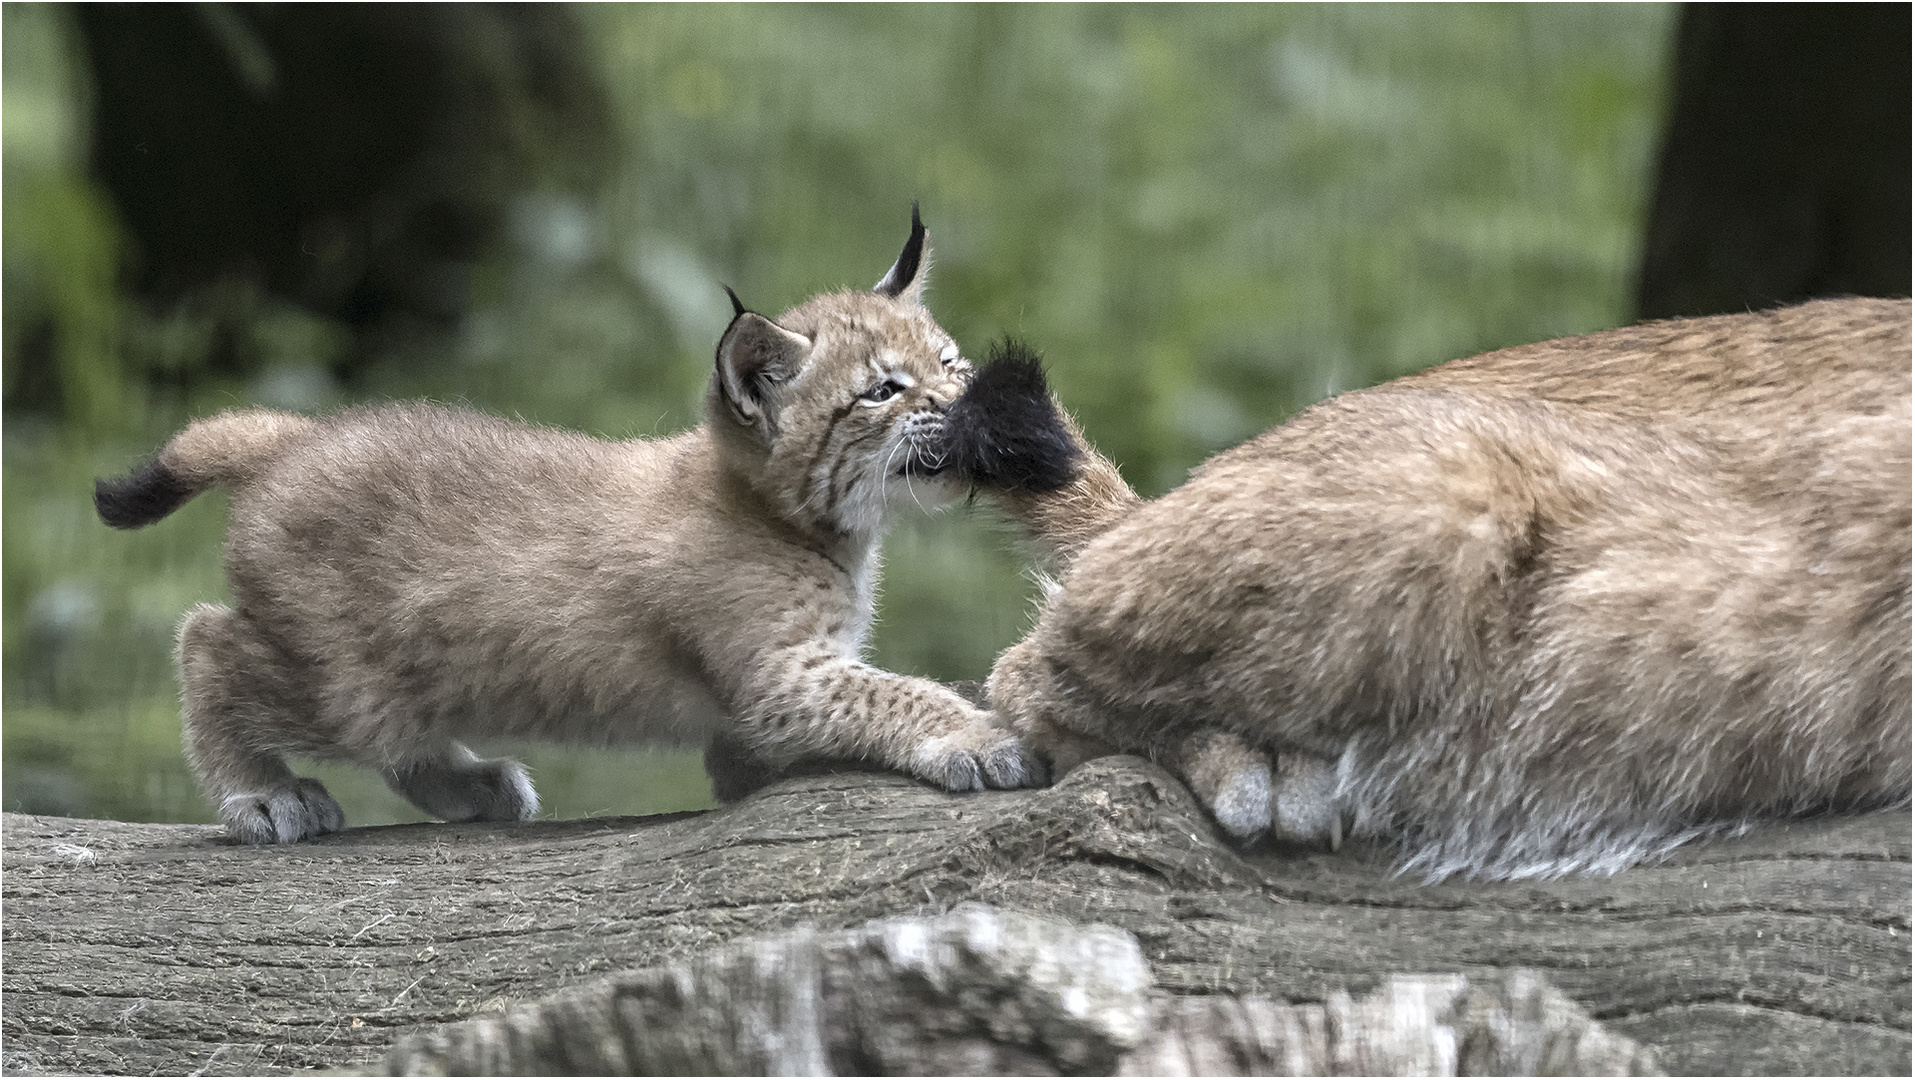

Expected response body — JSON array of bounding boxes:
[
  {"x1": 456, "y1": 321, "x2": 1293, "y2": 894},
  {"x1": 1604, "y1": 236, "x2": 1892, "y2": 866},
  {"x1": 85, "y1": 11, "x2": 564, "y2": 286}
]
[
  {"x1": 468, "y1": 761, "x2": 539, "y2": 822},
  {"x1": 494, "y1": 762, "x2": 540, "y2": 820},
  {"x1": 387, "y1": 757, "x2": 540, "y2": 823}
]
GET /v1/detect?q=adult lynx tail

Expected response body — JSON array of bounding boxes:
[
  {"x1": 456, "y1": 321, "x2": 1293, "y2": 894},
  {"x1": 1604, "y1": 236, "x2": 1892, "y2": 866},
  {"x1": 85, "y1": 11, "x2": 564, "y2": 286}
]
[
  {"x1": 95, "y1": 409, "x2": 316, "y2": 529},
  {"x1": 944, "y1": 340, "x2": 1140, "y2": 567}
]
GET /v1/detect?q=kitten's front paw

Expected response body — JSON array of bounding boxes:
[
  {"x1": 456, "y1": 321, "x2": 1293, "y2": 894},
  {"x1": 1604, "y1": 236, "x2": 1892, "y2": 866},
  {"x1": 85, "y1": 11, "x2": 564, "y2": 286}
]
[
  {"x1": 219, "y1": 778, "x2": 345, "y2": 844},
  {"x1": 912, "y1": 728, "x2": 1041, "y2": 792}
]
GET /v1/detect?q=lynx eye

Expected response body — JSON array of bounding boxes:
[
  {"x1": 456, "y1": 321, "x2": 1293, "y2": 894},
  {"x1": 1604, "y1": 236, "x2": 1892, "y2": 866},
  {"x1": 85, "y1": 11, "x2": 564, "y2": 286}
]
[
  {"x1": 939, "y1": 344, "x2": 960, "y2": 367},
  {"x1": 860, "y1": 379, "x2": 904, "y2": 405}
]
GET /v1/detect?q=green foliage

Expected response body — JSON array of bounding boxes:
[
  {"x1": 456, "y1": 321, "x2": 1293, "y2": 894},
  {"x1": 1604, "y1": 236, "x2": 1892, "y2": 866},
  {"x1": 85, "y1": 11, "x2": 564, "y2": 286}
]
[
  {"x1": 4, "y1": 4, "x2": 1674, "y2": 826},
  {"x1": 2, "y1": 4, "x2": 129, "y2": 434},
  {"x1": 583, "y1": 4, "x2": 1671, "y2": 488}
]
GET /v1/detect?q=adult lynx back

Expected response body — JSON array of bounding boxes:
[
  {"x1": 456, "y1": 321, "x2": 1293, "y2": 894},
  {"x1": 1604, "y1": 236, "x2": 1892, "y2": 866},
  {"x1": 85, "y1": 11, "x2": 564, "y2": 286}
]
[
  {"x1": 987, "y1": 297, "x2": 1911, "y2": 880},
  {"x1": 96, "y1": 209, "x2": 1037, "y2": 844}
]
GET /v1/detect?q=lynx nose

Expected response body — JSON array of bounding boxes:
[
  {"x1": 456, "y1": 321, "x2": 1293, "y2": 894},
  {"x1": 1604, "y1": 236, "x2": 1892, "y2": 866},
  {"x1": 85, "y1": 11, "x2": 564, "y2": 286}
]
[{"x1": 927, "y1": 377, "x2": 965, "y2": 410}]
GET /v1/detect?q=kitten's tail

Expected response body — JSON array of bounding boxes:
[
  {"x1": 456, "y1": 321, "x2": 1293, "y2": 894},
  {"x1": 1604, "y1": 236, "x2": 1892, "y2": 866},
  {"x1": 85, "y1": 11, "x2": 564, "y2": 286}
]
[{"x1": 95, "y1": 409, "x2": 317, "y2": 529}]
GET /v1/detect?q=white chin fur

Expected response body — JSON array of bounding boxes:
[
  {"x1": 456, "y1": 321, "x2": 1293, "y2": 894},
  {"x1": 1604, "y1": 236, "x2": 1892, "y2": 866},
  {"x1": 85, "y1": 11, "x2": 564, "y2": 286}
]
[{"x1": 883, "y1": 471, "x2": 964, "y2": 511}]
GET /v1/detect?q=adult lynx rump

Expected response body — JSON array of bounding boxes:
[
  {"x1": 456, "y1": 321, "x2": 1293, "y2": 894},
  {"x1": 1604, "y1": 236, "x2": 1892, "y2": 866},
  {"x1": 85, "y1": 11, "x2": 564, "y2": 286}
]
[
  {"x1": 96, "y1": 210, "x2": 1041, "y2": 844},
  {"x1": 986, "y1": 297, "x2": 1911, "y2": 880}
]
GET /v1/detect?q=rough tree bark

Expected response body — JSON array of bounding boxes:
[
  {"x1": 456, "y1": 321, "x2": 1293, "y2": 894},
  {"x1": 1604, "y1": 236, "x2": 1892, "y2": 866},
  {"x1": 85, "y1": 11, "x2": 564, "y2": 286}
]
[
  {"x1": 2, "y1": 758, "x2": 1908, "y2": 1076},
  {"x1": 380, "y1": 905, "x2": 1661, "y2": 1076}
]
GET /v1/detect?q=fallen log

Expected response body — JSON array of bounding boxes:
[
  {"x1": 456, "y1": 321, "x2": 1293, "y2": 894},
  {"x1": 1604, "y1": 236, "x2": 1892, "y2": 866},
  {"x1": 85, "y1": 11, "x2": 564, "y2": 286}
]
[
  {"x1": 2, "y1": 758, "x2": 1908, "y2": 1075},
  {"x1": 383, "y1": 904, "x2": 1661, "y2": 1076}
]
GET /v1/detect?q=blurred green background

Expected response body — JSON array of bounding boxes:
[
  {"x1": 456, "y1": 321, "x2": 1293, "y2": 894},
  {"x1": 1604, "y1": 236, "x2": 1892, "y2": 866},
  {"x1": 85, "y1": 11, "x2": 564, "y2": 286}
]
[{"x1": 4, "y1": 3, "x2": 1678, "y2": 827}]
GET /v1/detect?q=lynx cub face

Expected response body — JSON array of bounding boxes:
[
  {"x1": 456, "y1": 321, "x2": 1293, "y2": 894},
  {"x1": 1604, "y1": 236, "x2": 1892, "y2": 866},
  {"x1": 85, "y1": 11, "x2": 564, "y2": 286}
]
[
  {"x1": 986, "y1": 297, "x2": 1911, "y2": 880},
  {"x1": 715, "y1": 243, "x2": 974, "y2": 538},
  {"x1": 95, "y1": 208, "x2": 1037, "y2": 845}
]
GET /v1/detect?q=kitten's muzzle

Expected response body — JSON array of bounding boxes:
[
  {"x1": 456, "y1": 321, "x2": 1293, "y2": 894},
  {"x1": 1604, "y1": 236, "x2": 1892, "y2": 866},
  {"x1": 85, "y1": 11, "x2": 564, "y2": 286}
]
[
  {"x1": 897, "y1": 446, "x2": 951, "y2": 478},
  {"x1": 896, "y1": 413, "x2": 953, "y2": 478}
]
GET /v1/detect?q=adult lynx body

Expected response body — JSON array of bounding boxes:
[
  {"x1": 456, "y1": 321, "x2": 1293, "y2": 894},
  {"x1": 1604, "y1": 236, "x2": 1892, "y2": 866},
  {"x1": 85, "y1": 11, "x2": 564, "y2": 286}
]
[
  {"x1": 988, "y1": 297, "x2": 1911, "y2": 879},
  {"x1": 98, "y1": 211, "x2": 1038, "y2": 844}
]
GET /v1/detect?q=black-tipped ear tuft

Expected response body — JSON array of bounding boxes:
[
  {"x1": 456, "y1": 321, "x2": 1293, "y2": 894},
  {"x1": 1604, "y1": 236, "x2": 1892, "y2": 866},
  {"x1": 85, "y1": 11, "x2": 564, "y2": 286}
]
[
  {"x1": 95, "y1": 459, "x2": 194, "y2": 529},
  {"x1": 722, "y1": 284, "x2": 747, "y2": 317},
  {"x1": 942, "y1": 339, "x2": 1081, "y2": 492},
  {"x1": 873, "y1": 202, "x2": 928, "y2": 299}
]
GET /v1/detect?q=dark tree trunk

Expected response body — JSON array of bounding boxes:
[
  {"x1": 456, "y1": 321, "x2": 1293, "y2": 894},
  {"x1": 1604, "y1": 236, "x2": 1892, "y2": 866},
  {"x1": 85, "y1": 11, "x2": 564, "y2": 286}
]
[
  {"x1": 1636, "y1": 4, "x2": 1912, "y2": 320},
  {"x1": 2, "y1": 759, "x2": 1908, "y2": 1076},
  {"x1": 69, "y1": 3, "x2": 611, "y2": 353}
]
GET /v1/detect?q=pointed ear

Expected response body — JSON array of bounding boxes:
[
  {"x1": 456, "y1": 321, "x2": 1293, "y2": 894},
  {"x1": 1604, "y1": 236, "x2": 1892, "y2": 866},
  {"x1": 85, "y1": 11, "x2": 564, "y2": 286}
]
[
  {"x1": 873, "y1": 202, "x2": 931, "y2": 304},
  {"x1": 715, "y1": 311, "x2": 811, "y2": 425}
]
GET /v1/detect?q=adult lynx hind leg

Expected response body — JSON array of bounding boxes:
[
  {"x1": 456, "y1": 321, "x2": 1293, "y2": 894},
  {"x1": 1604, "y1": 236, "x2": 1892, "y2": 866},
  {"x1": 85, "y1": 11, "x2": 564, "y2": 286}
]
[
  {"x1": 991, "y1": 636, "x2": 1339, "y2": 847},
  {"x1": 983, "y1": 637, "x2": 1116, "y2": 785},
  {"x1": 966, "y1": 361, "x2": 1342, "y2": 847},
  {"x1": 177, "y1": 604, "x2": 345, "y2": 844},
  {"x1": 1157, "y1": 728, "x2": 1340, "y2": 848}
]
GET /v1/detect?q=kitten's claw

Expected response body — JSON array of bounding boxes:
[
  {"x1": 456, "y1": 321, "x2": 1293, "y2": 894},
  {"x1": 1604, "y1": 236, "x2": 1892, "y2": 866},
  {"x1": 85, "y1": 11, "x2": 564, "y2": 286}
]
[
  {"x1": 220, "y1": 778, "x2": 345, "y2": 844},
  {"x1": 913, "y1": 730, "x2": 1042, "y2": 792},
  {"x1": 980, "y1": 736, "x2": 1040, "y2": 789}
]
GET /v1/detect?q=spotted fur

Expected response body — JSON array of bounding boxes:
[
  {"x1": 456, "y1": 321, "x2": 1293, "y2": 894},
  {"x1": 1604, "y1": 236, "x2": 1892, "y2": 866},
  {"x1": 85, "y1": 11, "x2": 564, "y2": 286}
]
[{"x1": 96, "y1": 212, "x2": 1037, "y2": 844}]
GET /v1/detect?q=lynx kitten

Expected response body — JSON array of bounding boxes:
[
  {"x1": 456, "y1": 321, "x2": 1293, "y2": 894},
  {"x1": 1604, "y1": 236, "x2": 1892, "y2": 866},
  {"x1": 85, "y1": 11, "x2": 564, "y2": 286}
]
[
  {"x1": 97, "y1": 210, "x2": 1036, "y2": 844},
  {"x1": 984, "y1": 298, "x2": 1911, "y2": 879}
]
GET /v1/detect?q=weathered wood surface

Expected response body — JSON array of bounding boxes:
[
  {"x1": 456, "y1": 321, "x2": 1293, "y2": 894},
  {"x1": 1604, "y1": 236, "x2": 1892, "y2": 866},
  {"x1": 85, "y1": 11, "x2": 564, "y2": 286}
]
[
  {"x1": 384, "y1": 906, "x2": 1659, "y2": 1076},
  {"x1": 3, "y1": 757, "x2": 1908, "y2": 1076}
]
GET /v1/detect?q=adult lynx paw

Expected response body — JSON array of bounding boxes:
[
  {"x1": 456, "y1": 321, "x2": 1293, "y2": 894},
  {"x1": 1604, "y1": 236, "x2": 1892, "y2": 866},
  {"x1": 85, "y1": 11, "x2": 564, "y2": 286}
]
[
  {"x1": 1206, "y1": 762, "x2": 1274, "y2": 839},
  {"x1": 985, "y1": 640, "x2": 1117, "y2": 782},
  {"x1": 1176, "y1": 729, "x2": 1273, "y2": 839},
  {"x1": 219, "y1": 778, "x2": 345, "y2": 844},
  {"x1": 911, "y1": 727, "x2": 1040, "y2": 792},
  {"x1": 1174, "y1": 728, "x2": 1342, "y2": 849},
  {"x1": 1270, "y1": 752, "x2": 1341, "y2": 850}
]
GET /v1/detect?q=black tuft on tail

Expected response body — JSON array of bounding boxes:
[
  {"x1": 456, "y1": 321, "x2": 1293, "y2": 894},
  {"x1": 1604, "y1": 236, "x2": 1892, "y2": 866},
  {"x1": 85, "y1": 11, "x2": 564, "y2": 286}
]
[
  {"x1": 942, "y1": 339, "x2": 1081, "y2": 492},
  {"x1": 95, "y1": 459, "x2": 194, "y2": 529}
]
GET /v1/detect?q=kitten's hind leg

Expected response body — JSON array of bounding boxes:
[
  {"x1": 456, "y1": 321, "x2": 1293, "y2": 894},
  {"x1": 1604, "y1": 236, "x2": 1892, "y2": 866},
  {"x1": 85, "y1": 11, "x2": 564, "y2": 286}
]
[
  {"x1": 382, "y1": 743, "x2": 538, "y2": 823},
  {"x1": 178, "y1": 604, "x2": 345, "y2": 844}
]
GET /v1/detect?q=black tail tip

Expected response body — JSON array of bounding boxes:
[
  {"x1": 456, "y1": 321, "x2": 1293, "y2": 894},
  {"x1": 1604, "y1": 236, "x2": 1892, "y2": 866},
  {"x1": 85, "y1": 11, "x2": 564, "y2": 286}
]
[
  {"x1": 95, "y1": 460, "x2": 192, "y2": 529},
  {"x1": 942, "y1": 338, "x2": 1082, "y2": 493}
]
